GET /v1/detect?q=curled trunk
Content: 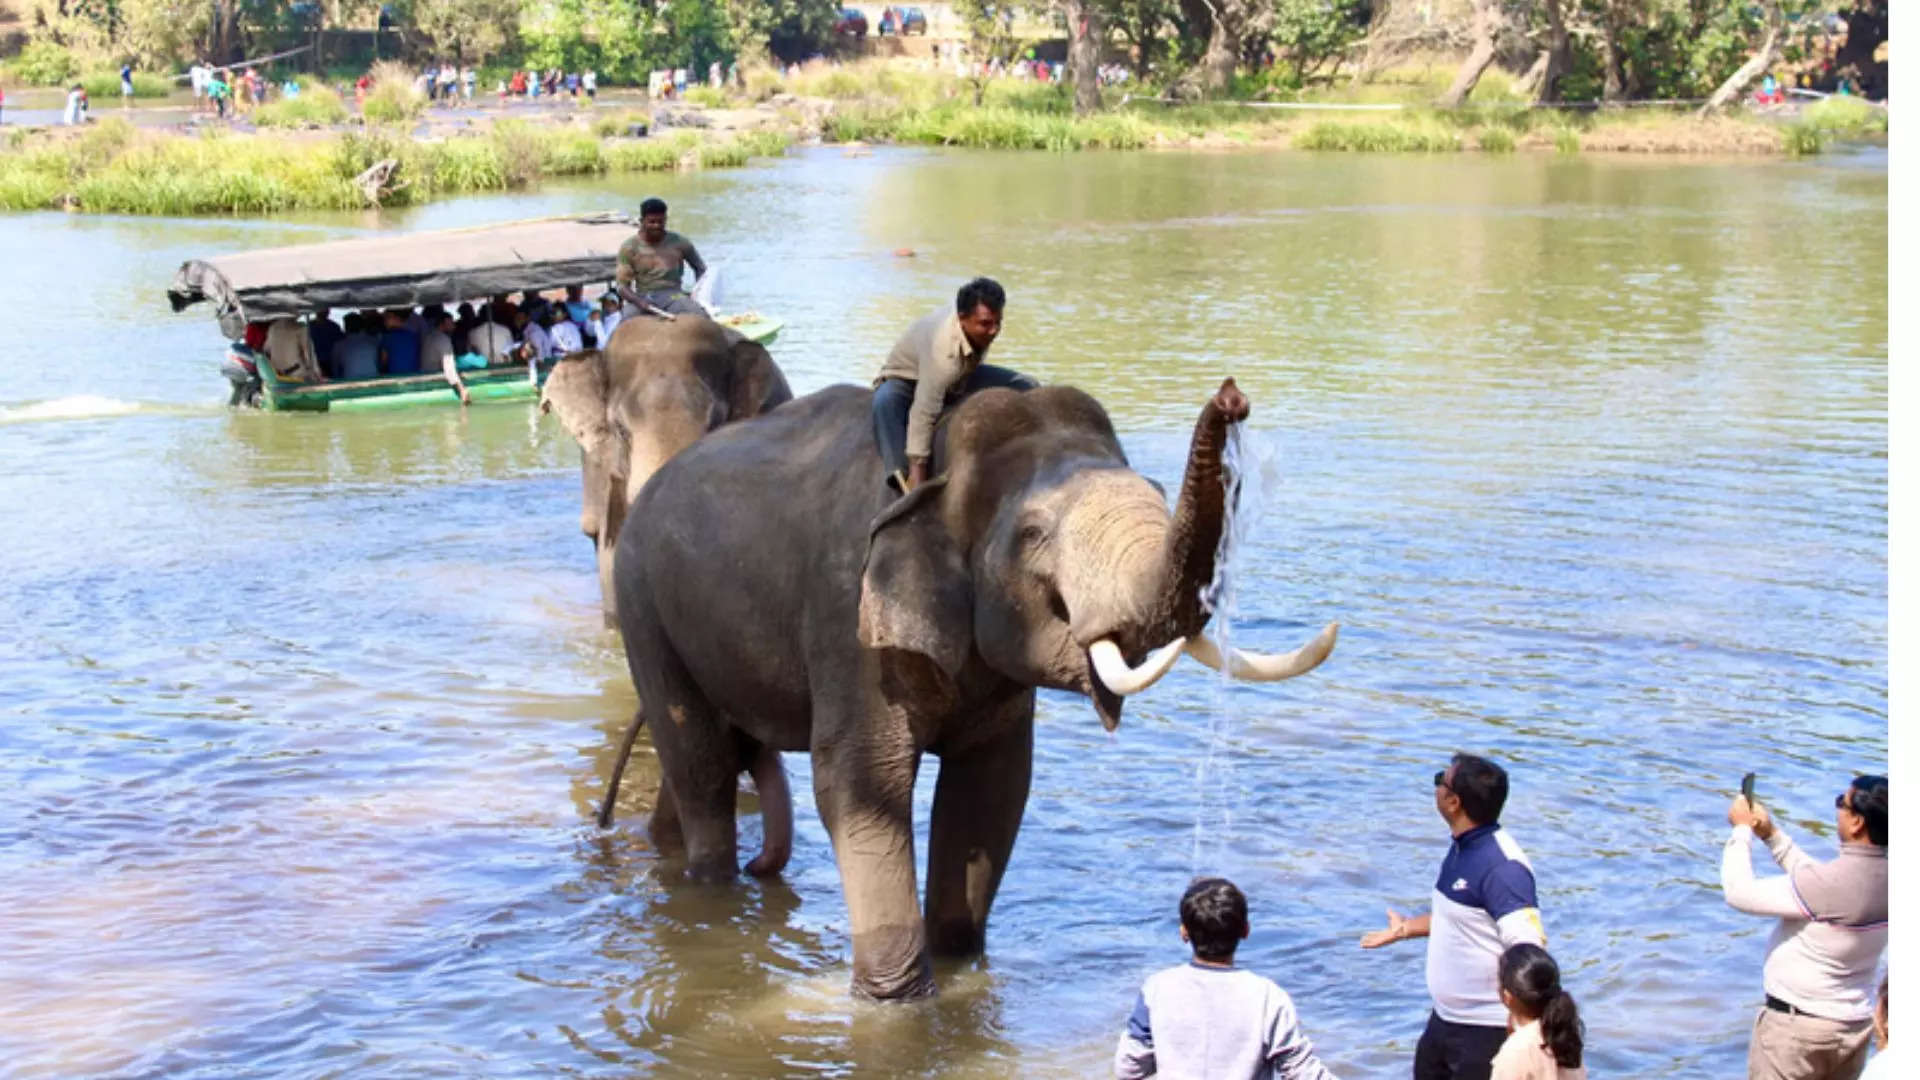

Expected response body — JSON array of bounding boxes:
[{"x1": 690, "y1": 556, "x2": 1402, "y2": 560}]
[{"x1": 1146, "y1": 377, "x2": 1249, "y2": 643}]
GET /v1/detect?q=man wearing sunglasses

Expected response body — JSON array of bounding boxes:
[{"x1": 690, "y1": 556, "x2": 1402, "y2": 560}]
[
  {"x1": 1359, "y1": 753, "x2": 1546, "y2": 1080},
  {"x1": 1723, "y1": 774, "x2": 1888, "y2": 1080}
]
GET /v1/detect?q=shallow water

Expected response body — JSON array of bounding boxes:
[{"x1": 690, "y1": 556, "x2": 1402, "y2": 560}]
[{"x1": 0, "y1": 145, "x2": 1886, "y2": 1077}]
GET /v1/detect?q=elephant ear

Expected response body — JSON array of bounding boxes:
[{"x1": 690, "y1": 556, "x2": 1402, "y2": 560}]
[
  {"x1": 541, "y1": 349, "x2": 627, "y2": 477},
  {"x1": 725, "y1": 338, "x2": 792, "y2": 421},
  {"x1": 858, "y1": 478, "x2": 972, "y2": 680}
]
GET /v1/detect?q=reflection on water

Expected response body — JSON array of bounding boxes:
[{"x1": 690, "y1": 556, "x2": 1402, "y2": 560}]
[{"x1": 0, "y1": 146, "x2": 1885, "y2": 1078}]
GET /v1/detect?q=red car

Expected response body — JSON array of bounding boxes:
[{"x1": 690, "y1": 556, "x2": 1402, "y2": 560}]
[{"x1": 834, "y1": 7, "x2": 868, "y2": 36}]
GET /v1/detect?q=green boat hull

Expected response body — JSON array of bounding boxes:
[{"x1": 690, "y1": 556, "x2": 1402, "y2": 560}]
[{"x1": 254, "y1": 317, "x2": 783, "y2": 413}]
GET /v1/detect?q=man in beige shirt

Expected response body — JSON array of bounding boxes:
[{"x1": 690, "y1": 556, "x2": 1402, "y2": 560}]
[
  {"x1": 872, "y1": 277, "x2": 1035, "y2": 493},
  {"x1": 1723, "y1": 774, "x2": 1888, "y2": 1080},
  {"x1": 264, "y1": 317, "x2": 323, "y2": 384}
]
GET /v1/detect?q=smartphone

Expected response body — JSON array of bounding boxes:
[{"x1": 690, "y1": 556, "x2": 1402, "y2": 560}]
[{"x1": 1741, "y1": 772, "x2": 1757, "y2": 802}]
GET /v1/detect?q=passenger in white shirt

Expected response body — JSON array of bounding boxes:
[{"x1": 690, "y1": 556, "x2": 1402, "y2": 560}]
[
  {"x1": 549, "y1": 310, "x2": 584, "y2": 355},
  {"x1": 514, "y1": 306, "x2": 556, "y2": 384},
  {"x1": 593, "y1": 292, "x2": 623, "y2": 347}
]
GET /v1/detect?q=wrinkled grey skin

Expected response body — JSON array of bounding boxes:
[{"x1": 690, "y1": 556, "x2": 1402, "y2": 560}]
[
  {"x1": 541, "y1": 314, "x2": 794, "y2": 876},
  {"x1": 600, "y1": 378, "x2": 1259, "y2": 1000},
  {"x1": 539, "y1": 314, "x2": 792, "y2": 627}
]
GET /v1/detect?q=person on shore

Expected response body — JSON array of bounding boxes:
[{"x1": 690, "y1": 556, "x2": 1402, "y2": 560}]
[
  {"x1": 208, "y1": 69, "x2": 230, "y2": 119},
  {"x1": 462, "y1": 66, "x2": 475, "y2": 101},
  {"x1": 308, "y1": 308, "x2": 344, "y2": 379},
  {"x1": 332, "y1": 313, "x2": 380, "y2": 380},
  {"x1": 189, "y1": 61, "x2": 206, "y2": 112},
  {"x1": 871, "y1": 277, "x2": 1034, "y2": 494},
  {"x1": 379, "y1": 309, "x2": 421, "y2": 375},
  {"x1": 64, "y1": 84, "x2": 85, "y2": 125},
  {"x1": 1722, "y1": 775, "x2": 1887, "y2": 1080},
  {"x1": 583, "y1": 69, "x2": 597, "y2": 99},
  {"x1": 1359, "y1": 753, "x2": 1545, "y2": 1080},
  {"x1": 614, "y1": 197, "x2": 707, "y2": 317},
  {"x1": 265, "y1": 317, "x2": 324, "y2": 384},
  {"x1": 1114, "y1": 877, "x2": 1339, "y2": 1080},
  {"x1": 1490, "y1": 945, "x2": 1585, "y2": 1080},
  {"x1": 120, "y1": 61, "x2": 133, "y2": 102}
]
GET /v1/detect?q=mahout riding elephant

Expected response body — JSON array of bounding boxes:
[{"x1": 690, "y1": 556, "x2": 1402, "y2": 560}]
[
  {"x1": 538, "y1": 314, "x2": 791, "y2": 627},
  {"x1": 541, "y1": 313, "x2": 794, "y2": 875},
  {"x1": 599, "y1": 377, "x2": 1337, "y2": 999}
]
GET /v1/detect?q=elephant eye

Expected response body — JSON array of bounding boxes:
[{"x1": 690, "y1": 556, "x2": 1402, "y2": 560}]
[{"x1": 1018, "y1": 523, "x2": 1047, "y2": 548}]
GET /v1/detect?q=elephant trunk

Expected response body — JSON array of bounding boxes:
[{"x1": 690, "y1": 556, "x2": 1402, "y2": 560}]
[{"x1": 1148, "y1": 377, "x2": 1248, "y2": 643}]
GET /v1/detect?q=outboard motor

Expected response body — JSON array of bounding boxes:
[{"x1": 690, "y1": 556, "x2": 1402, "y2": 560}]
[{"x1": 221, "y1": 344, "x2": 263, "y2": 408}]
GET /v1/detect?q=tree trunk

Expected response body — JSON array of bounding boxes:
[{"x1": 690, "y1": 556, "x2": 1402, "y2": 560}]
[
  {"x1": 1599, "y1": 0, "x2": 1627, "y2": 102},
  {"x1": 1535, "y1": 0, "x2": 1571, "y2": 103},
  {"x1": 1064, "y1": 0, "x2": 1103, "y2": 116},
  {"x1": 1698, "y1": 0, "x2": 1783, "y2": 115},
  {"x1": 1195, "y1": 0, "x2": 1245, "y2": 96},
  {"x1": 1436, "y1": 0, "x2": 1500, "y2": 107}
]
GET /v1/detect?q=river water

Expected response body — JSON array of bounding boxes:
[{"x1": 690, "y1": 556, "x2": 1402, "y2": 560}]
[{"x1": 0, "y1": 145, "x2": 1886, "y2": 1077}]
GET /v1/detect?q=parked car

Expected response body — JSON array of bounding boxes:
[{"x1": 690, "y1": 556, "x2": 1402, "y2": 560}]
[
  {"x1": 834, "y1": 7, "x2": 868, "y2": 36},
  {"x1": 900, "y1": 6, "x2": 928, "y2": 34}
]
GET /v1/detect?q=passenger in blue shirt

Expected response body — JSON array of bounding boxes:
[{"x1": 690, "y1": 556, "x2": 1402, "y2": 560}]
[
  {"x1": 1116, "y1": 877, "x2": 1339, "y2": 1079},
  {"x1": 379, "y1": 309, "x2": 421, "y2": 375},
  {"x1": 307, "y1": 308, "x2": 344, "y2": 378}
]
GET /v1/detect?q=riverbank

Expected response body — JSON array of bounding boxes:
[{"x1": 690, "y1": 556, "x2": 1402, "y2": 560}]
[{"x1": 0, "y1": 114, "x2": 791, "y2": 214}]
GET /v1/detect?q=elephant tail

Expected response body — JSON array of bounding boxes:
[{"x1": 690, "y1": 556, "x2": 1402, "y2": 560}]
[{"x1": 597, "y1": 705, "x2": 648, "y2": 828}]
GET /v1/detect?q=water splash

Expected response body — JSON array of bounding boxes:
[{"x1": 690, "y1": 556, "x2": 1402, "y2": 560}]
[
  {"x1": 0, "y1": 395, "x2": 144, "y2": 424},
  {"x1": 1190, "y1": 424, "x2": 1282, "y2": 875}
]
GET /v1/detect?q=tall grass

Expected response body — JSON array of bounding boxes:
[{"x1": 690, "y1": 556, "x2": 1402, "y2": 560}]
[
  {"x1": 1797, "y1": 96, "x2": 1888, "y2": 139},
  {"x1": 1294, "y1": 118, "x2": 1465, "y2": 152},
  {"x1": 361, "y1": 61, "x2": 425, "y2": 124},
  {"x1": 253, "y1": 86, "x2": 351, "y2": 129},
  {"x1": 0, "y1": 119, "x2": 785, "y2": 215},
  {"x1": 81, "y1": 71, "x2": 174, "y2": 98}
]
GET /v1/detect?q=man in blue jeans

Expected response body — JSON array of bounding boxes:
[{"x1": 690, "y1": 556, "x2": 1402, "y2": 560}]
[
  {"x1": 871, "y1": 277, "x2": 1036, "y2": 494},
  {"x1": 1359, "y1": 753, "x2": 1546, "y2": 1080}
]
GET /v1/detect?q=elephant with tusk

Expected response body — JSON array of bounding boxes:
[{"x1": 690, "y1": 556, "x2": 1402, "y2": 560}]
[{"x1": 598, "y1": 375, "x2": 1336, "y2": 999}]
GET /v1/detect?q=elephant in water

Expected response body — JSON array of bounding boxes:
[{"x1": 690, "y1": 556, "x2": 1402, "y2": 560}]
[
  {"x1": 541, "y1": 314, "x2": 795, "y2": 876},
  {"x1": 538, "y1": 314, "x2": 792, "y2": 627},
  {"x1": 598, "y1": 376, "x2": 1338, "y2": 999}
]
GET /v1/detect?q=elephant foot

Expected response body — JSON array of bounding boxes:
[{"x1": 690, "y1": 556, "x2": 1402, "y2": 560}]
[
  {"x1": 850, "y1": 927, "x2": 935, "y2": 1001},
  {"x1": 684, "y1": 852, "x2": 738, "y2": 883},
  {"x1": 926, "y1": 917, "x2": 985, "y2": 957}
]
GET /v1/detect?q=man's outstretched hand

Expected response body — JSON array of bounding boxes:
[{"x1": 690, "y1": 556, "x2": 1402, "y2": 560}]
[{"x1": 1360, "y1": 909, "x2": 1409, "y2": 949}]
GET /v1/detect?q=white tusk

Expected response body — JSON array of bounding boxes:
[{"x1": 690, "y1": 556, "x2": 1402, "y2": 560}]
[
  {"x1": 1089, "y1": 637, "x2": 1187, "y2": 696},
  {"x1": 1186, "y1": 622, "x2": 1339, "y2": 681}
]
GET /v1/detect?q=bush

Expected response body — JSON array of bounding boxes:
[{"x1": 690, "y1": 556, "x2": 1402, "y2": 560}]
[
  {"x1": 488, "y1": 120, "x2": 547, "y2": 187},
  {"x1": 1798, "y1": 96, "x2": 1887, "y2": 139},
  {"x1": 10, "y1": 42, "x2": 77, "y2": 86},
  {"x1": 542, "y1": 130, "x2": 607, "y2": 175},
  {"x1": 1475, "y1": 126, "x2": 1515, "y2": 152},
  {"x1": 1294, "y1": 119, "x2": 1463, "y2": 152},
  {"x1": 592, "y1": 110, "x2": 650, "y2": 137},
  {"x1": 362, "y1": 62, "x2": 425, "y2": 124},
  {"x1": 742, "y1": 65, "x2": 783, "y2": 102},
  {"x1": 81, "y1": 70, "x2": 173, "y2": 98},
  {"x1": 424, "y1": 136, "x2": 508, "y2": 191},
  {"x1": 683, "y1": 85, "x2": 729, "y2": 108},
  {"x1": 1553, "y1": 126, "x2": 1582, "y2": 154},
  {"x1": 1781, "y1": 121, "x2": 1826, "y2": 157},
  {"x1": 253, "y1": 86, "x2": 351, "y2": 128}
]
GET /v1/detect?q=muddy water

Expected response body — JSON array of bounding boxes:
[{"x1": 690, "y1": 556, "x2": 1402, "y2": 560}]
[{"x1": 0, "y1": 145, "x2": 1886, "y2": 1077}]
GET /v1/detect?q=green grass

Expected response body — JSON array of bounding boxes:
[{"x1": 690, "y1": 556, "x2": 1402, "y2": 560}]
[
  {"x1": 1782, "y1": 122, "x2": 1827, "y2": 157},
  {"x1": 591, "y1": 110, "x2": 652, "y2": 137},
  {"x1": 80, "y1": 70, "x2": 175, "y2": 99},
  {"x1": 1797, "y1": 96, "x2": 1888, "y2": 139},
  {"x1": 0, "y1": 118, "x2": 786, "y2": 215},
  {"x1": 1475, "y1": 126, "x2": 1515, "y2": 152},
  {"x1": 252, "y1": 86, "x2": 351, "y2": 129},
  {"x1": 1294, "y1": 118, "x2": 1465, "y2": 152}
]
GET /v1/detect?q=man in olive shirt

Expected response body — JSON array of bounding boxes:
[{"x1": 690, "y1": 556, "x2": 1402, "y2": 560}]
[
  {"x1": 615, "y1": 197, "x2": 707, "y2": 317},
  {"x1": 872, "y1": 277, "x2": 1035, "y2": 493}
]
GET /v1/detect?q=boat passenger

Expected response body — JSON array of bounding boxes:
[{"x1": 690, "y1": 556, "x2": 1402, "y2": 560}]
[
  {"x1": 564, "y1": 285, "x2": 594, "y2": 327},
  {"x1": 265, "y1": 317, "x2": 325, "y2": 384},
  {"x1": 514, "y1": 306, "x2": 557, "y2": 385},
  {"x1": 380, "y1": 309, "x2": 422, "y2": 375},
  {"x1": 591, "y1": 292, "x2": 623, "y2": 347},
  {"x1": 451, "y1": 302, "x2": 476, "y2": 354},
  {"x1": 549, "y1": 305, "x2": 585, "y2": 355},
  {"x1": 470, "y1": 311, "x2": 515, "y2": 367},
  {"x1": 615, "y1": 197, "x2": 708, "y2": 317},
  {"x1": 333, "y1": 313, "x2": 381, "y2": 380},
  {"x1": 308, "y1": 309, "x2": 344, "y2": 378},
  {"x1": 422, "y1": 311, "x2": 467, "y2": 405}
]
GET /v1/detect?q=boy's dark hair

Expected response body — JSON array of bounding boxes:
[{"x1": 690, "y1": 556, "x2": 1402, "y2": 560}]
[
  {"x1": 1450, "y1": 752, "x2": 1509, "y2": 826},
  {"x1": 640, "y1": 197, "x2": 668, "y2": 217},
  {"x1": 955, "y1": 277, "x2": 1006, "y2": 316},
  {"x1": 1849, "y1": 775, "x2": 1888, "y2": 847},
  {"x1": 1180, "y1": 877, "x2": 1246, "y2": 962}
]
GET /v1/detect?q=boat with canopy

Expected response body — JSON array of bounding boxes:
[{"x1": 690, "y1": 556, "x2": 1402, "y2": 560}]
[{"x1": 167, "y1": 212, "x2": 781, "y2": 412}]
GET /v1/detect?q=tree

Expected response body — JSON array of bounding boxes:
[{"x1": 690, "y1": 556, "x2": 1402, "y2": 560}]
[
  {"x1": 725, "y1": 0, "x2": 838, "y2": 65},
  {"x1": 1061, "y1": 0, "x2": 1104, "y2": 114},
  {"x1": 395, "y1": 0, "x2": 520, "y2": 63},
  {"x1": 1103, "y1": 0, "x2": 1174, "y2": 79},
  {"x1": 1435, "y1": 0, "x2": 1499, "y2": 105},
  {"x1": 1268, "y1": 0, "x2": 1368, "y2": 85},
  {"x1": 1697, "y1": 0, "x2": 1781, "y2": 113},
  {"x1": 954, "y1": 0, "x2": 1024, "y2": 105}
]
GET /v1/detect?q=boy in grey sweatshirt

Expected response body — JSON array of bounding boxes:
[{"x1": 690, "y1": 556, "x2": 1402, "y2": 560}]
[{"x1": 1115, "y1": 878, "x2": 1339, "y2": 1080}]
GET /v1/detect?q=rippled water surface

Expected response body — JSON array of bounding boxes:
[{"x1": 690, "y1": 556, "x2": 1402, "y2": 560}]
[{"x1": 0, "y1": 147, "x2": 1886, "y2": 1077}]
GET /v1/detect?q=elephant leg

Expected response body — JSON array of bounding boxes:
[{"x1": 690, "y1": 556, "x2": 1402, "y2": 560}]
[
  {"x1": 648, "y1": 772, "x2": 685, "y2": 856},
  {"x1": 742, "y1": 741, "x2": 792, "y2": 878},
  {"x1": 812, "y1": 719, "x2": 930, "y2": 999},
  {"x1": 628, "y1": 631, "x2": 738, "y2": 880},
  {"x1": 924, "y1": 696, "x2": 1034, "y2": 957}
]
